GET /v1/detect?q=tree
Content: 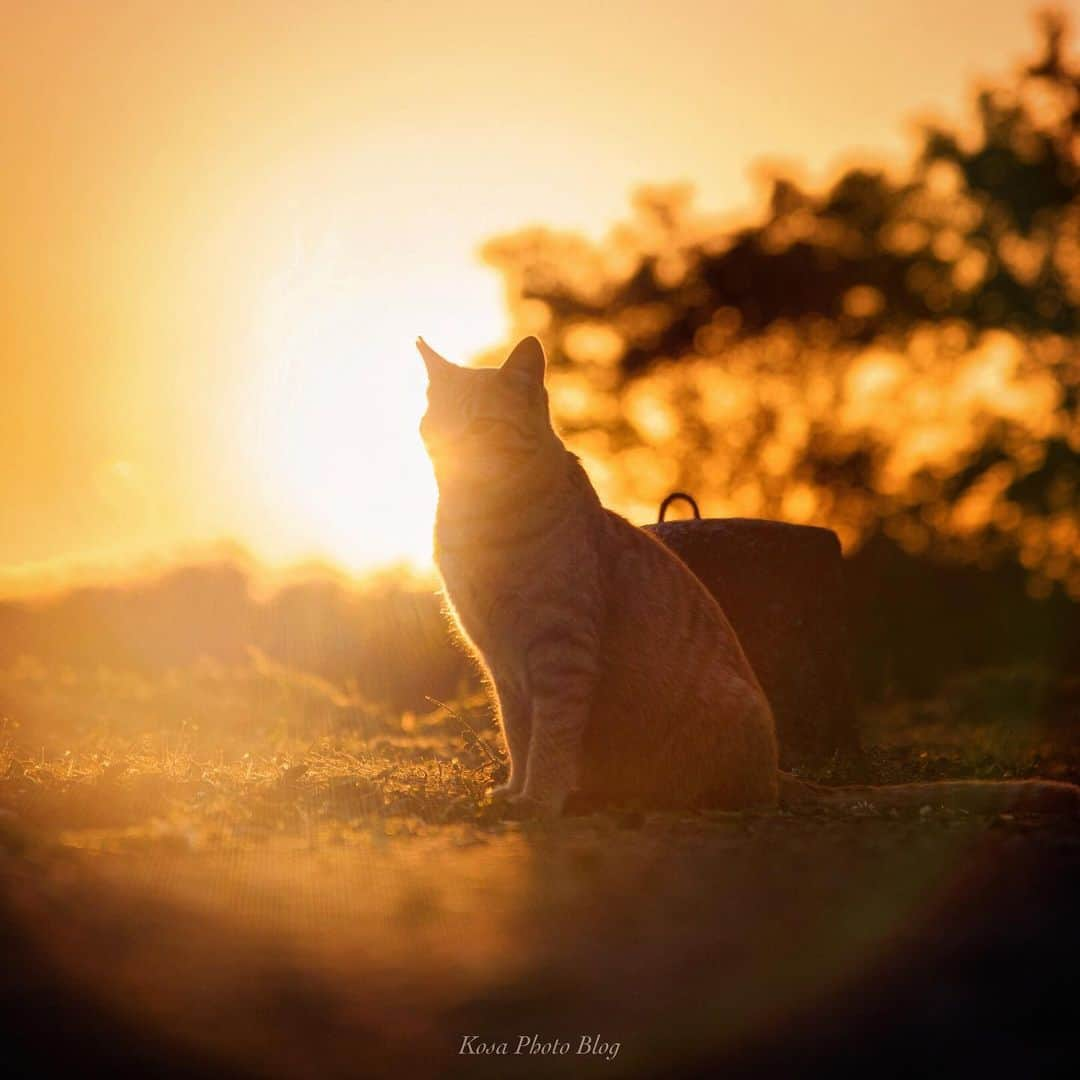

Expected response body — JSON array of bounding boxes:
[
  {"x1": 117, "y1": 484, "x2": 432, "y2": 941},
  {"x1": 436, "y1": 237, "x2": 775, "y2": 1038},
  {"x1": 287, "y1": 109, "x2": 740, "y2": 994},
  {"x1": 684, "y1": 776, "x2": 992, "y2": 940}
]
[{"x1": 483, "y1": 12, "x2": 1080, "y2": 599}]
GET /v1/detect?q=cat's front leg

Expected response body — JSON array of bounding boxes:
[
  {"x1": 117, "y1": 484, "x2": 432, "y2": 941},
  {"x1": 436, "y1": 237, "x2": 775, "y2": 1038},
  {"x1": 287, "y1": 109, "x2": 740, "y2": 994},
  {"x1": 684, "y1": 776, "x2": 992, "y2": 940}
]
[
  {"x1": 512, "y1": 635, "x2": 597, "y2": 817},
  {"x1": 489, "y1": 677, "x2": 531, "y2": 798}
]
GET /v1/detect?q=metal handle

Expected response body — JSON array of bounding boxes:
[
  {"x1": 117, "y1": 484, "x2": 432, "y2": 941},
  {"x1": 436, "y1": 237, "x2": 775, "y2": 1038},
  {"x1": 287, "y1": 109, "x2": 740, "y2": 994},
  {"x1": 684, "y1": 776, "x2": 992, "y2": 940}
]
[{"x1": 658, "y1": 492, "x2": 702, "y2": 522}]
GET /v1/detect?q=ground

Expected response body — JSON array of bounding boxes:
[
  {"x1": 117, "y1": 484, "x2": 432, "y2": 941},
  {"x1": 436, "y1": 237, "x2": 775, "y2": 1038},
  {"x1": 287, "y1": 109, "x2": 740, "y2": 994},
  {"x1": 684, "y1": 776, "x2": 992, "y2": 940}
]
[{"x1": 1, "y1": 658, "x2": 1078, "y2": 1078}]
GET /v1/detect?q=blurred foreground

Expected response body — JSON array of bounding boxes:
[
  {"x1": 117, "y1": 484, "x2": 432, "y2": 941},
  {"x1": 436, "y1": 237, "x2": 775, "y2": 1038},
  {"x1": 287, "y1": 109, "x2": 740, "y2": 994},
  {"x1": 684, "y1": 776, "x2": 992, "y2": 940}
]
[{"x1": 1, "y1": 647, "x2": 1078, "y2": 1078}]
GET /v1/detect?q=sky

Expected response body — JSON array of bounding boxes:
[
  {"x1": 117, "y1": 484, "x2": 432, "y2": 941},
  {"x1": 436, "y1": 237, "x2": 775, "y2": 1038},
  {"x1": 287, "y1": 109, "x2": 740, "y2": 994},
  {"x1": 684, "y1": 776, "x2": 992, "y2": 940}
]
[{"x1": 0, "y1": 0, "x2": 1047, "y2": 592}]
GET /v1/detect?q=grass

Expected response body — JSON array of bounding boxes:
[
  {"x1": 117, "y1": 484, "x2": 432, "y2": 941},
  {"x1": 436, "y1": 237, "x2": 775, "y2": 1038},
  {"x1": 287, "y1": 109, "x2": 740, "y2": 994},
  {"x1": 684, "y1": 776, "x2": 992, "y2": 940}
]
[
  {"x1": 1, "y1": 654, "x2": 1078, "y2": 1078},
  {"x1": 0, "y1": 654, "x2": 511, "y2": 851},
  {"x1": 1, "y1": 653, "x2": 1078, "y2": 854}
]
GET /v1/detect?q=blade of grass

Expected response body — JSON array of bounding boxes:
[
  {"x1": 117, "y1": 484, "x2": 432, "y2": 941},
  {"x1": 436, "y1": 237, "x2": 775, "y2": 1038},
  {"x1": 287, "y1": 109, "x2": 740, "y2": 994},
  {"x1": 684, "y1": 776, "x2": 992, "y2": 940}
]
[{"x1": 424, "y1": 696, "x2": 501, "y2": 769}]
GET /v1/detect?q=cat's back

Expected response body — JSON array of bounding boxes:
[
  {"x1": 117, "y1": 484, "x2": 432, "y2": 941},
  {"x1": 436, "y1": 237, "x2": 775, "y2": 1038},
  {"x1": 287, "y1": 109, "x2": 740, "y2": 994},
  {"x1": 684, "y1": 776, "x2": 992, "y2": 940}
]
[
  {"x1": 582, "y1": 508, "x2": 777, "y2": 807},
  {"x1": 595, "y1": 508, "x2": 756, "y2": 683}
]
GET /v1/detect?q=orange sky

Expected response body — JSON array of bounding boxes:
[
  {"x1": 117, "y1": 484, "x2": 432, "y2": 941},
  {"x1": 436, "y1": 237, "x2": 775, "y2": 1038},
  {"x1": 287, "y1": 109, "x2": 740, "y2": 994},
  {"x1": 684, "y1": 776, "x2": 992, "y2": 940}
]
[{"x1": 1, "y1": 0, "x2": 1043, "y2": 592}]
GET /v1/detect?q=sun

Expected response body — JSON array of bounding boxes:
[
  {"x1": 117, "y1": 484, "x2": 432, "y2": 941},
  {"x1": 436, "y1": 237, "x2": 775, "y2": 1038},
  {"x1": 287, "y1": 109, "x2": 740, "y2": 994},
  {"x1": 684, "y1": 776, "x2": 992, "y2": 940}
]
[{"x1": 237, "y1": 234, "x2": 505, "y2": 574}]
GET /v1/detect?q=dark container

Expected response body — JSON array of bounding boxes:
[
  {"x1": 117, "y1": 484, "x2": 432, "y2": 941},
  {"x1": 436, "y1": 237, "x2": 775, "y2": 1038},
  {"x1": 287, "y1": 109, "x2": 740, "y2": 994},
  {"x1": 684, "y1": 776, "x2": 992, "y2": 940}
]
[{"x1": 644, "y1": 494, "x2": 859, "y2": 767}]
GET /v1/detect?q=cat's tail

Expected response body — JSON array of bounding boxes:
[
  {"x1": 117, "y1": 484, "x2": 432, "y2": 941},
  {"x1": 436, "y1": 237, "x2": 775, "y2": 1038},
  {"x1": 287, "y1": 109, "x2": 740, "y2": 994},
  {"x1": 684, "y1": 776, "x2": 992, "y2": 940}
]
[{"x1": 777, "y1": 771, "x2": 1080, "y2": 816}]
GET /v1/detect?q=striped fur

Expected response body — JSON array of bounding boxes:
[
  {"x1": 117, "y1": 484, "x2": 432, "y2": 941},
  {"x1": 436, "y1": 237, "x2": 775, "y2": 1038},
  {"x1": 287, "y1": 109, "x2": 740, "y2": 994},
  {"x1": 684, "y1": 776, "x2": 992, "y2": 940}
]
[
  {"x1": 418, "y1": 336, "x2": 1080, "y2": 820},
  {"x1": 417, "y1": 336, "x2": 777, "y2": 816}
]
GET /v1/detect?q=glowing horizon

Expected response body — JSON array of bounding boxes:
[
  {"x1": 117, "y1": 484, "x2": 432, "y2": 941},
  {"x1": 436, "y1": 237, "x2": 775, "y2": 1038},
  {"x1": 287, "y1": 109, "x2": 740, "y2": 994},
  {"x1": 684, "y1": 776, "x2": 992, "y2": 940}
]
[{"x1": 1, "y1": 1, "x2": 1042, "y2": 592}]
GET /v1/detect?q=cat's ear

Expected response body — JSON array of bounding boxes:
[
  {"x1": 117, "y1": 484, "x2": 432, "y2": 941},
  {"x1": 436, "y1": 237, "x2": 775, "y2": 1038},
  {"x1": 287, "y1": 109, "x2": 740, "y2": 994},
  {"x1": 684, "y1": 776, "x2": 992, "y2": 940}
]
[
  {"x1": 501, "y1": 336, "x2": 546, "y2": 387},
  {"x1": 416, "y1": 337, "x2": 454, "y2": 381}
]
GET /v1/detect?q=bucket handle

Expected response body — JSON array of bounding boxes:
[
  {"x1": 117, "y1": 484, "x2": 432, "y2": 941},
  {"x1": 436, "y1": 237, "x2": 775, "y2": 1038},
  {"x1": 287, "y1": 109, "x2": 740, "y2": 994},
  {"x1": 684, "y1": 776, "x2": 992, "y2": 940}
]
[{"x1": 658, "y1": 492, "x2": 702, "y2": 522}]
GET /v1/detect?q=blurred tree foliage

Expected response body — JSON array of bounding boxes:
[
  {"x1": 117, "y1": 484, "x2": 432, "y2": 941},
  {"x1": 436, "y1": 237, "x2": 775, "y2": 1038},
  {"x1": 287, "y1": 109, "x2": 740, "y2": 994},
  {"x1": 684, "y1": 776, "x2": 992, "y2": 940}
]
[{"x1": 483, "y1": 12, "x2": 1080, "y2": 601}]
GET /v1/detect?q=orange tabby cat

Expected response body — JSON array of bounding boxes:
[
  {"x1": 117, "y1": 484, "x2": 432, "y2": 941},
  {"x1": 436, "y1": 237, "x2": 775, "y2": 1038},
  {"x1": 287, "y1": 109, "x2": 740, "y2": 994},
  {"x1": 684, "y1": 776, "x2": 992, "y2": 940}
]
[{"x1": 418, "y1": 335, "x2": 1079, "y2": 819}]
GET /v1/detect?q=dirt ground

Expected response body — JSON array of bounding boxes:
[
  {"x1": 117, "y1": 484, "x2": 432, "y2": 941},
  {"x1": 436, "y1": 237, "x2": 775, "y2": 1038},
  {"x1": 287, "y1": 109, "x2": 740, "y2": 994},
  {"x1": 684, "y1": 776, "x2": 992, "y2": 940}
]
[{"x1": 1, "y1": 661, "x2": 1078, "y2": 1078}]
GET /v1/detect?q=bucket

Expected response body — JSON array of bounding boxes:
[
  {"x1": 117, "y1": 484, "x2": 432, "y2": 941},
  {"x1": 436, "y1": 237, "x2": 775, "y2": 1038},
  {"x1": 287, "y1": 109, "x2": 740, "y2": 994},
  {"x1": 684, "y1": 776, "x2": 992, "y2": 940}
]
[{"x1": 643, "y1": 493, "x2": 859, "y2": 766}]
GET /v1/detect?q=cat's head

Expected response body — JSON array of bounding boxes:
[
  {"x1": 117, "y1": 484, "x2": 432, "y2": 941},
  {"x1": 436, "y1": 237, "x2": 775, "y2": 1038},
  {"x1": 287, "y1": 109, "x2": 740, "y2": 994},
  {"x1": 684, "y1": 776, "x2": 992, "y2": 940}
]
[{"x1": 416, "y1": 336, "x2": 558, "y2": 485}]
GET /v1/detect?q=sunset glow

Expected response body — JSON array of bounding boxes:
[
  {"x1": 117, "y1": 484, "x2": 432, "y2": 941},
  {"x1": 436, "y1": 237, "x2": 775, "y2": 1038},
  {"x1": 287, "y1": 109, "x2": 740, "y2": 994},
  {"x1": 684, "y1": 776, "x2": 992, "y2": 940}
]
[
  {"x1": 2, "y1": 9, "x2": 1079, "y2": 1070},
  {"x1": 0, "y1": 0, "x2": 1041, "y2": 590},
  {"x1": 236, "y1": 237, "x2": 499, "y2": 571}
]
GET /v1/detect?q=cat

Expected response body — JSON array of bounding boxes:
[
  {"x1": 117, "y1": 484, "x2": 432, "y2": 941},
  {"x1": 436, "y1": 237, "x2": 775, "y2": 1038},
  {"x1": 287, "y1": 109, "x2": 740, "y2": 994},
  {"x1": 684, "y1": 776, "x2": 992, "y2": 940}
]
[{"x1": 417, "y1": 335, "x2": 1080, "y2": 819}]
